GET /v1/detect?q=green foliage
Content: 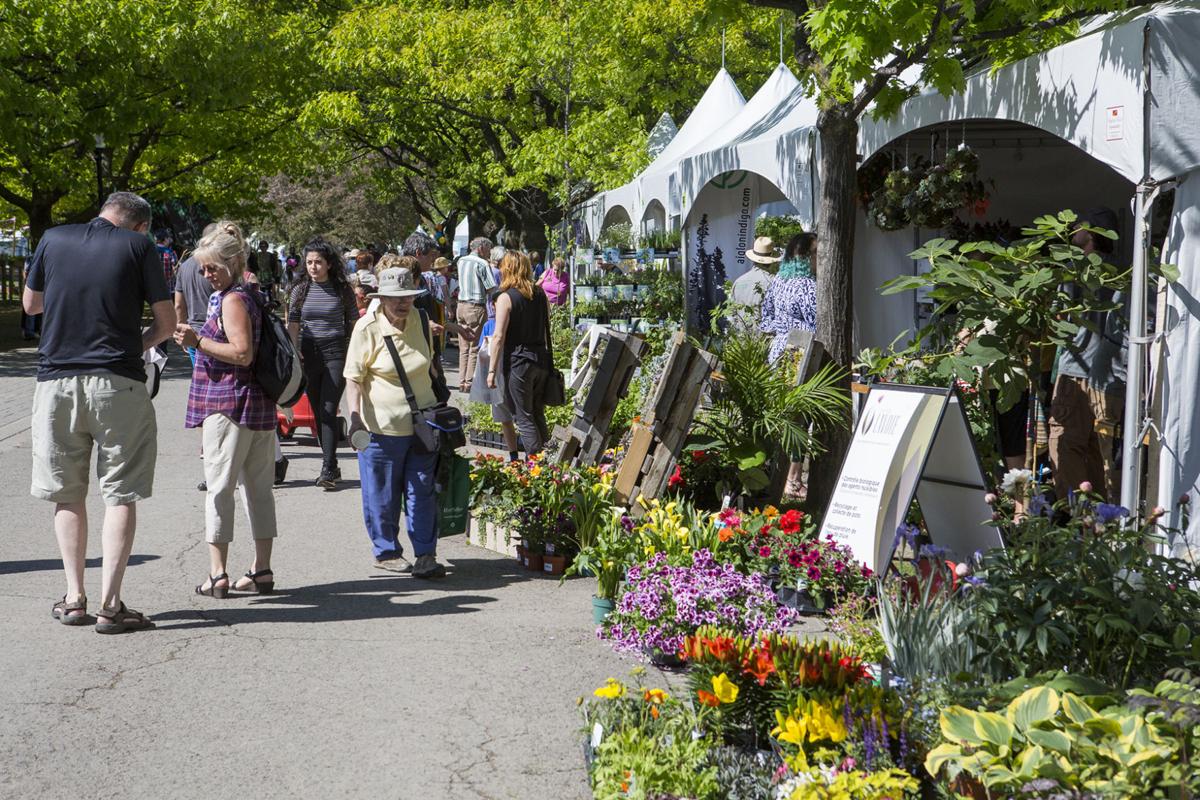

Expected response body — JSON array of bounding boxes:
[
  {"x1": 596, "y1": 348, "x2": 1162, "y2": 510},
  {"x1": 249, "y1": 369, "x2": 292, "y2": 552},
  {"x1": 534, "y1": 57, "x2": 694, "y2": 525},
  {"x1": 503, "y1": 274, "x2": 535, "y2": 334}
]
[
  {"x1": 969, "y1": 492, "x2": 1200, "y2": 690},
  {"x1": 877, "y1": 570, "x2": 978, "y2": 686},
  {"x1": 598, "y1": 222, "x2": 634, "y2": 250},
  {"x1": 925, "y1": 684, "x2": 1197, "y2": 798},
  {"x1": 861, "y1": 147, "x2": 989, "y2": 232},
  {"x1": 312, "y1": 0, "x2": 781, "y2": 237},
  {"x1": 692, "y1": 331, "x2": 849, "y2": 497},
  {"x1": 754, "y1": 215, "x2": 808, "y2": 248},
  {"x1": 880, "y1": 211, "x2": 1130, "y2": 413},
  {"x1": 0, "y1": 0, "x2": 322, "y2": 238},
  {"x1": 827, "y1": 592, "x2": 888, "y2": 665},
  {"x1": 642, "y1": 228, "x2": 681, "y2": 252}
]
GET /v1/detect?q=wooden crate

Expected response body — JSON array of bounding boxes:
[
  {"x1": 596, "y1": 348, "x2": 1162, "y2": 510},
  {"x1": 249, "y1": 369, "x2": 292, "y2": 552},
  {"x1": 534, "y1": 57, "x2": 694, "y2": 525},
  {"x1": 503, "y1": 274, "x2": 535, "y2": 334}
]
[
  {"x1": 614, "y1": 332, "x2": 718, "y2": 508},
  {"x1": 552, "y1": 328, "x2": 647, "y2": 467}
]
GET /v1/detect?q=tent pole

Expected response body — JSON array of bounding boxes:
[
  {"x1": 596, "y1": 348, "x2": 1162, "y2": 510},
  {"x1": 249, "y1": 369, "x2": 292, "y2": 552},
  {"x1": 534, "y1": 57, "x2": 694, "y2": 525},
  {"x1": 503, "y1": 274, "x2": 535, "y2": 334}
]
[{"x1": 1120, "y1": 21, "x2": 1153, "y2": 513}]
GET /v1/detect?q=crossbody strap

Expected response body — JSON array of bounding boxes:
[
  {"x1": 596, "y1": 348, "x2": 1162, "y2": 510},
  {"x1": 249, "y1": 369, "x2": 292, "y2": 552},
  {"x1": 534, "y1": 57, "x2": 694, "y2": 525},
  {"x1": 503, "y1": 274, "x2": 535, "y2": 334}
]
[
  {"x1": 382, "y1": 310, "x2": 438, "y2": 416},
  {"x1": 541, "y1": 290, "x2": 555, "y2": 364}
]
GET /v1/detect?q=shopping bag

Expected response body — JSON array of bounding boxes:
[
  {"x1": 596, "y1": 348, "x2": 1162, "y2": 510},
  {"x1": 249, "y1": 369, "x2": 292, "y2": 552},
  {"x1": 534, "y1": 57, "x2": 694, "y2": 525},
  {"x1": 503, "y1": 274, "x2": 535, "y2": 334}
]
[{"x1": 437, "y1": 453, "x2": 471, "y2": 536}]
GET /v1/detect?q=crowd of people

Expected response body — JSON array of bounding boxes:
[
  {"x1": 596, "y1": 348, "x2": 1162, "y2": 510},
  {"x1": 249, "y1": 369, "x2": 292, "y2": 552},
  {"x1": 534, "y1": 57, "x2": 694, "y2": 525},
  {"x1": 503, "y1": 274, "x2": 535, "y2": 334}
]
[{"x1": 23, "y1": 190, "x2": 563, "y2": 630}]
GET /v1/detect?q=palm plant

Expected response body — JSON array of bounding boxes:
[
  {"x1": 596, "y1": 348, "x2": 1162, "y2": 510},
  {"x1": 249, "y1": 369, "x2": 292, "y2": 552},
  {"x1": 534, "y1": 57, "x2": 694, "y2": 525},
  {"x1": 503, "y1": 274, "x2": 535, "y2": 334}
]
[{"x1": 691, "y1": 331, "x2": 849, "y2": 496}]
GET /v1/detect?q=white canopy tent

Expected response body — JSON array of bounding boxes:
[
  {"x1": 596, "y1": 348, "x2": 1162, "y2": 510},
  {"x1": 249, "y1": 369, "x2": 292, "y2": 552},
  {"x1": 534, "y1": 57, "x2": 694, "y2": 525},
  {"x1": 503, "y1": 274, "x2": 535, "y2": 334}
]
[
  {"x1": 585, "y1": 68, "x2": 746, "y2": 238},
  {"x1": 851, "y1": 2, "x2": 1200, "y2": 544},
  {"x1": 676, "y1": 64, "x2": 821, "y2": 228}
]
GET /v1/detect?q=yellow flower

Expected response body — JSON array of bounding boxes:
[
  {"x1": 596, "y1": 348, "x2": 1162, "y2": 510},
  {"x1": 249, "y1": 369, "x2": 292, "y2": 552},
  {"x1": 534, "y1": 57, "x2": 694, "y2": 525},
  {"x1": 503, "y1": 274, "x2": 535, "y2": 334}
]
[
  {"x1": 772, "y1": 709, "x2": 807, "y2": 747},
  {"x1": 530, "y1": 465, "x2": 543, "y2": 478},
  {"x1": 593, "y1": 678, "x2": 626, "y2": 699},
  {"x1": 711, "y1": 673, "x2": 739, "y2": 704},
  {"x1": 642, "y1": 688, "x2": 668, "y2": 705},
  {"x1": 807, "y1": 701, "x2": 848, "y2": 743},
  {"x1": 763, "y1": 505, "x2": 780, "y2": 520}
]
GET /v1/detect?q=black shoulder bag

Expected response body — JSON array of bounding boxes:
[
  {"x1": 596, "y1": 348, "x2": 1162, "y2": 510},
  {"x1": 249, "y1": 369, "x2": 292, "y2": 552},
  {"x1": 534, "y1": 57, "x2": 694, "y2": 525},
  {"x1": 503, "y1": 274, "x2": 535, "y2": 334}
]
[{"x1": 382, "y1": 310, "x2": 465, "y2": 455}]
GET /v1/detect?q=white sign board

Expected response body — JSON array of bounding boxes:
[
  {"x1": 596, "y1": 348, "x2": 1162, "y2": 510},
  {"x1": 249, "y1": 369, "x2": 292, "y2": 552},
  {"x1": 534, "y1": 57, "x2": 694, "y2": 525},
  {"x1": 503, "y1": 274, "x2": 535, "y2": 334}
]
[{"x1": 823, "y1": 384, "x2": 1003, "y2": 573}]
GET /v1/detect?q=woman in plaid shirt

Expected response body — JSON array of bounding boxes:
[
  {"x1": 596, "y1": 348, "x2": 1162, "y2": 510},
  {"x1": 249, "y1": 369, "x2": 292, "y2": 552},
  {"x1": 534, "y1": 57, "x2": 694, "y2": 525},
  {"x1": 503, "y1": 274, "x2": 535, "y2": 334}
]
[{"x1": 173, "y1": 221, "x2": 278, "y2": 599}]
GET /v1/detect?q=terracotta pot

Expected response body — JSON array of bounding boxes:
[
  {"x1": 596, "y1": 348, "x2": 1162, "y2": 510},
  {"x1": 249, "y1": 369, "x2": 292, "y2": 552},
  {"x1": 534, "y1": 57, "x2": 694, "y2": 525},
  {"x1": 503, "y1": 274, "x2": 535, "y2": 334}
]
[
  {"x1": 543, "y1": 554, "x2": 568, "y2": 576},
  {"x1": 525, "y1": 553, "x2": 544, "y2": 572}
]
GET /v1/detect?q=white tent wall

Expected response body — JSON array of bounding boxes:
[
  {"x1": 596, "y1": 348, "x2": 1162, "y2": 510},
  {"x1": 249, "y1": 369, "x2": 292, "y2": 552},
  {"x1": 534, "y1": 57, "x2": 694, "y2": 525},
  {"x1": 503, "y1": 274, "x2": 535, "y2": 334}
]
[
  {"x1": 852, "y1": 130, "x2": 1135, "y2": 351},
  {"x1": 1157, "y1": 171, "x2": 1200, "y2": 554}
]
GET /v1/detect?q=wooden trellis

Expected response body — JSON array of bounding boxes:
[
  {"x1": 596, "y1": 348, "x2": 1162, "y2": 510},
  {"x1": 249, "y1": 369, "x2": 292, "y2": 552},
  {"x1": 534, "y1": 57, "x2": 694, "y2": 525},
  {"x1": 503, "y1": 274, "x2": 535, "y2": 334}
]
[{"x1": 552, "y1": 328, "x2": 647, "y2": 467}]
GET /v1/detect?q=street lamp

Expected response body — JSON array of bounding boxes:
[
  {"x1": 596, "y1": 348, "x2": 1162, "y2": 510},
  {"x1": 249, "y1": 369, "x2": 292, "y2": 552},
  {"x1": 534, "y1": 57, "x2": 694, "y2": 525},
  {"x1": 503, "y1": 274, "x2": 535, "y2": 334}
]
[{"x1": 93, "y1": 134, "x2": 111, "y2": 209}]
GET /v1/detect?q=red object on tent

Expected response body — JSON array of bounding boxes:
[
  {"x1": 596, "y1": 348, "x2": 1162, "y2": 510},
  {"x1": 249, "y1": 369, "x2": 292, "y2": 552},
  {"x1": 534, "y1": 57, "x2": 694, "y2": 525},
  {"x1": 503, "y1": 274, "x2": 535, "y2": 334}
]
[{"x1": 278, "y1": 393, "x2": 317, "y2": 439}]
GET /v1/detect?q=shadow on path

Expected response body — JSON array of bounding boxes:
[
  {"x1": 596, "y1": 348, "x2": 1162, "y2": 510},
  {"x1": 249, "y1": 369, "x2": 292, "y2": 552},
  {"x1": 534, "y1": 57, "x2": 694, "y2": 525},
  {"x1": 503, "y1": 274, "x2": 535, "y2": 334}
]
[
  {"x1": 152, "y1": 557, "x2": 534, "y2": 629},
  {"x1": 0, "y1": 553, "x2": 160, "y2": 576}
]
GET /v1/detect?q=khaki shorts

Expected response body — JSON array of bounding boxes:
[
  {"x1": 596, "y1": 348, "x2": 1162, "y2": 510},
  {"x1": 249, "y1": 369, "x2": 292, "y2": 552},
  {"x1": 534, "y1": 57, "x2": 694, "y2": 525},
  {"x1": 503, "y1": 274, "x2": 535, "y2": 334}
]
[{"x1": 31, "y1": 374, "x2": 157, "y2": 506}]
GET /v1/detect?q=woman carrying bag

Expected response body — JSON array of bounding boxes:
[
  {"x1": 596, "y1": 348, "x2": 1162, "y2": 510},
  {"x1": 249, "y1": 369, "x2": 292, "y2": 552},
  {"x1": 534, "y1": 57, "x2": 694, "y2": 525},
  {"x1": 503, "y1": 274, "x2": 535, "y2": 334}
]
[
  {"x1": 343, "y1": 267, "x2": 447, "y2": 579},
  {"x1": 488, "y1": 251, "x2": 556, "y2": 455}
]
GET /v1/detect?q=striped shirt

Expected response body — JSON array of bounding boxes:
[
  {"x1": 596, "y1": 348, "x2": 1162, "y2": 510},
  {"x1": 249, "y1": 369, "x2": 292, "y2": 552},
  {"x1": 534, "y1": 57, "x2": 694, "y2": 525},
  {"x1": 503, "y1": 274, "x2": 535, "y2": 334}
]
[
  {"x1": 457, "y1": 254, "x2": 495, "y2": 304},
  {"x1": 289, "y1": 279, "x2": 346, "y2": 341},
  {"x1": 185, "y1": 286, "x2": 276, "y2": 431}
]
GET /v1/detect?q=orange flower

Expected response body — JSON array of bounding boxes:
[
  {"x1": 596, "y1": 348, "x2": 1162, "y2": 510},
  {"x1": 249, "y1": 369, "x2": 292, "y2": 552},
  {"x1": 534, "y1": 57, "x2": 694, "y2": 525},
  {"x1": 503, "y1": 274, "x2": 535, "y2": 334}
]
[
  {"x1": 650, "y1": 705, "x2": 660, "y2": 719},
  {"x1": 643, "y1": 688, "x2": 667, "y2": 705},
  {"x1": 704, "y1": 635, "x2": 737, "y2": 662},
  {"x1": 697, "y1": 689, "x2": 721, "y2": 707},
  {"x1": 679, "y1": 635, "x2": 705, "y2": 662},
  {"x1": 743, "y1": 646, "x2": 776, "y2": 686},
  {"x1": 718, "y1": 528, "x2": 734, "y2": 543}
]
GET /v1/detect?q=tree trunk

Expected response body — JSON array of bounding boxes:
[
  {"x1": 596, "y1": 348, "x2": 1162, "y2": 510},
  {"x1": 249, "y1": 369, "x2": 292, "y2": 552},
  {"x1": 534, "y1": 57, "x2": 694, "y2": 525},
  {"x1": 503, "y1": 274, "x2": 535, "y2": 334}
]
[
  {"x1": 26, "y1": 196, "x2": 57, "y2": 250},
  {"x1": 807, "y1": 106, "x2": 859, "y2": 518}
]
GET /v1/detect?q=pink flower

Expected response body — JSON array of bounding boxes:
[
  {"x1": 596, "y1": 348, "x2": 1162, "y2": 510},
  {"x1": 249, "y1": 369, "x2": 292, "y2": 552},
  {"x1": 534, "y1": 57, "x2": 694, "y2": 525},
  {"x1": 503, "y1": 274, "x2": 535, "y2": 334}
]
[
  {"x1": 758, "y1": 545, "x2": 771, "y2": 558},
  {"x1": 984, "y1": 492, "x2": 997, "y2": 505},
  {"x1": 1079, "y1": 481, "x2": 1093, "y2": 493}
]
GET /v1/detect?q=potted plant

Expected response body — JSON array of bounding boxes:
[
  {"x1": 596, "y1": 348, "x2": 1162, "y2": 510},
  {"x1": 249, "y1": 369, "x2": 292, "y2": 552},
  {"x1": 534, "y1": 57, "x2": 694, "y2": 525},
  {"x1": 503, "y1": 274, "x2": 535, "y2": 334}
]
[
  {"x1": 567, "y1": 509, "x2": 639, "y2": 624},
  {"x1": 574, "y1": 282, "x2": 596, "y2": 302},
  {"x1": 599, "y1": 548, "x2": 798, "y2": 661}
]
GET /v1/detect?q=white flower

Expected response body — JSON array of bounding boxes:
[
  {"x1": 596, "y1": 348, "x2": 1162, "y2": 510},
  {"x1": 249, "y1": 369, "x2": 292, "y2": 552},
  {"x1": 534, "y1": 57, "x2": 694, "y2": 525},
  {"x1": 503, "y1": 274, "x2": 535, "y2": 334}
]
[{"x1": 1000, "y1": 468, "x2": 1035, "y2": 497}]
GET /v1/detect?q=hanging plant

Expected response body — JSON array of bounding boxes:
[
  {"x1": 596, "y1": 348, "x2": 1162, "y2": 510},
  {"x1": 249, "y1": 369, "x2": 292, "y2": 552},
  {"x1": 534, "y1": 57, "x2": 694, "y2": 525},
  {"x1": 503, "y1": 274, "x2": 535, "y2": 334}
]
[{"x1": 861, "y1": 145, "x2": 991, "y2": 232}]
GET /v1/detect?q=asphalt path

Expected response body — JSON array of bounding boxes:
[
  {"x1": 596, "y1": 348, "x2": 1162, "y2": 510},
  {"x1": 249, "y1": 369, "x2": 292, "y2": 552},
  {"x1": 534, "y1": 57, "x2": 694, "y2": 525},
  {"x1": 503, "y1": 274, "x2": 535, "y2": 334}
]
[{"x1": 0, "y1": 345, "x2": 632, "y2": 800}]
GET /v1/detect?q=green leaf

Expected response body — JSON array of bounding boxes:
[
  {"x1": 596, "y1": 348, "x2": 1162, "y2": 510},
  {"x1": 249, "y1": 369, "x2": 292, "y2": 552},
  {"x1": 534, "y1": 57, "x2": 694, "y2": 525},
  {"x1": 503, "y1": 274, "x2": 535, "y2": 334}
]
[
  {"x1": 940, "y1": 706, "x2": 980, "y2": 744},
  {"x1": 1026, "y1": 728, "x2": 1073, "y2": 754},
  {"x1": 1173, "y1": 623, "x2": 1191, "y2": 650},
  {"x1": 1010, "y1": 686, "x2": 1060, "y2": 732},
  {"x1": 974, "y1": 711, "x2": 1014, "y2": 747},
  {"x1": 1016, "y1": 744, "x2": 1046, "y2": 777},
  {"x1": 1159, "y1": 262, "x2": 1181, "y2": 283},
  {"x1": 923, "y1": 742, "x2": 964, "y2": 779}
]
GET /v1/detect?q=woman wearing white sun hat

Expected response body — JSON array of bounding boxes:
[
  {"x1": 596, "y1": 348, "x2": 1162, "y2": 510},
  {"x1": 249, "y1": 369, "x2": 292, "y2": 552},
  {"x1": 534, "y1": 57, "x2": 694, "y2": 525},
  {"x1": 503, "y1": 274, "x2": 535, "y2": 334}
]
[{"x1": 343, "y1": 267, "x2": 447, "y2": 579}]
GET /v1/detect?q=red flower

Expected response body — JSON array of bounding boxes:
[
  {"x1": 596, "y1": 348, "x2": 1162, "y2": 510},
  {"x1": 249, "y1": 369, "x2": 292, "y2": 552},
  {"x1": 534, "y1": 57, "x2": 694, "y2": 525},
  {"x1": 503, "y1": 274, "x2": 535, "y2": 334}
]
[
  {"x1": 691, "y1": 450, "x2": 707, "y2": 462},
  {"x1": 704, "y1": 636, "x2": 737, "y2": 662},
  {"x1": 697, "y1": 690, "x2": 721, "y2": 707},
  {"x1": 779, "y1": 510, "x2": 804, "y2": 534},
  {"x1": 758, "y1": 545, "x2": 772, "y2": 558},
  {"x1": 668, "y1": 465, "x2": 685, "y2": 490},
  {"x1": 743, "y1": 646, "x2": 776, "y2": 686}
]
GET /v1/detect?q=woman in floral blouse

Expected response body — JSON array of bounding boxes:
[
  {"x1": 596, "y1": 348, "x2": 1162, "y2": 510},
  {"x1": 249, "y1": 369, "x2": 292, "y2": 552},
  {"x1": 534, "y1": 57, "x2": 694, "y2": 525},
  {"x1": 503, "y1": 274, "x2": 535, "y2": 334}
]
[{"x1": 759, "y1": 233, "x2": 818, "y2": 364}]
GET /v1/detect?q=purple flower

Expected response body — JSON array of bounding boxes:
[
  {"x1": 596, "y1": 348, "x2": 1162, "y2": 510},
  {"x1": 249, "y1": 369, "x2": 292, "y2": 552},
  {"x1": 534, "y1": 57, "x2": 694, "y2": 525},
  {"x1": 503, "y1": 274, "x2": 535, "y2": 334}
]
[
  {"x1": 1027, "y1": 494, "x2": 1051, "y2": 517},
  {"x1": 1096, "y1": 503, "x2": 1130, "y2": 524}
]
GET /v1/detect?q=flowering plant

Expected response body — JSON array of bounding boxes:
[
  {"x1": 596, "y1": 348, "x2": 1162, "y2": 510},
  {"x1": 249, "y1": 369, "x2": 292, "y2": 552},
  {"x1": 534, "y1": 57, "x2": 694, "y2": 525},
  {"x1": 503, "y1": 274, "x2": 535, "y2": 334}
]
[
  {"x1": 600, "y1": 549, "x2": 797, "y2": 658},
  {"x1": 630, "y1": 497, "x2": 723, "y2": 565}
]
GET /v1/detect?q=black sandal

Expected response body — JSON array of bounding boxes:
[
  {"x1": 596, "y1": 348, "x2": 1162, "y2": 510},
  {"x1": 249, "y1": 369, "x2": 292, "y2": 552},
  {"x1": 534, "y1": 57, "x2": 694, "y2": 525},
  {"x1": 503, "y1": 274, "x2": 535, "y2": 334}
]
[
  {"x1": 51, "y1": 595, "x2": 89, "y2": 626},
  {"x1": 234, "y1": 569, "x2": 274, "y2": 595},
  {"x1": 195, "y1": 573, "x2": 230, "y2": 599}
]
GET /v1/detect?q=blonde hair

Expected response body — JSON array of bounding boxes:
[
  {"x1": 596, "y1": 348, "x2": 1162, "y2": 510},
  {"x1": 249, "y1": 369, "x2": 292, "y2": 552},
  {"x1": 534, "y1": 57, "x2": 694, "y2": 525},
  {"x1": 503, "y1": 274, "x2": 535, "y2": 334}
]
[
  {"x1": 376, "y1": 252, "x2": 401, "y2": 275},
  {"x1": 194, "y1": 220, "x2": 247, "y2": 283},
  {"x1": 395, "y1": 255, "x2": 420, "y2": 274},
  {"x1": 499, "y1": 251, "x2": 534, "y2": 300}
]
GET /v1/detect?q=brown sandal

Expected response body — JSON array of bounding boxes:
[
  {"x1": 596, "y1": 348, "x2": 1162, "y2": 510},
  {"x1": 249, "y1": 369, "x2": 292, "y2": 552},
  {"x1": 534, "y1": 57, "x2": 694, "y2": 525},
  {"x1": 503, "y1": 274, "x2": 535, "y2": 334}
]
[
  {"x1": 51, "y1": 595, "x2": 89, "y2": 626},
  {"x1": 95, "y1": 602, "x2": 155, "y2": 635}
]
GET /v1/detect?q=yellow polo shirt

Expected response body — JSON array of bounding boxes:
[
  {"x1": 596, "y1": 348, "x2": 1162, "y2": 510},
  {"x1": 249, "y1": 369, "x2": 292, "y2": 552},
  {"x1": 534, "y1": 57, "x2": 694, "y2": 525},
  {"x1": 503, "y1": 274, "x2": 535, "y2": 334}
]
[{"x1": 343, "y1": 306, "x2": 437, "y2": 436}]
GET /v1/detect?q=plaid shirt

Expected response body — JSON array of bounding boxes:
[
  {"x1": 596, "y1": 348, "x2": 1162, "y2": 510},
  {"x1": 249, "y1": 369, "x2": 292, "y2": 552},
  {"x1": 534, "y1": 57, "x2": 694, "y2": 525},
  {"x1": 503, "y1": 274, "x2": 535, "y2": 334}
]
[
  {"x1": 157, "y1": 244, "x2": 178, "y2": 292},
  {"x1": 185, "y1": 287, "x2": 276, "y2": 431}
]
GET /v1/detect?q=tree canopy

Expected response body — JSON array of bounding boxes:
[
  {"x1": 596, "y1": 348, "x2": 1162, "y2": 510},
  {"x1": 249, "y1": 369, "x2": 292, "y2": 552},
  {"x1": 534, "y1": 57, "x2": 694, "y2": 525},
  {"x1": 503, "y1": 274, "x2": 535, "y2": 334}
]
[
  {"x1": 306, "y1": 0, "x2": 784, "y2": 246},
  {"x1": 0, "y1": 0, "x2": 327, "y2": 242}
]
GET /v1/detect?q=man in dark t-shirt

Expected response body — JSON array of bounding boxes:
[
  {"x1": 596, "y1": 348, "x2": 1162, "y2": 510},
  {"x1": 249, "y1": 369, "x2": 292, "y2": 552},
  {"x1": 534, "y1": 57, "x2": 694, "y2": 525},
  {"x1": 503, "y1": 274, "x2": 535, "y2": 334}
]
[{"x1": 23, "y1": 191, "x2": 175, "y2": 633}]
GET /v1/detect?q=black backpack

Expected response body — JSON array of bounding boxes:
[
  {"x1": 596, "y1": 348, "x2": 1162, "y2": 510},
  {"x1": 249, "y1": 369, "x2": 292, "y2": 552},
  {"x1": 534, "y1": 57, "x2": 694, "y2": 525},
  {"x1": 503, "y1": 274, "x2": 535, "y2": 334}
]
[
  {"x1": 220, "y1": 287, "x2": 305, "y2": 407},
  {"x1": 252, "y1": 291, "x2": 306, "y2": 407}
]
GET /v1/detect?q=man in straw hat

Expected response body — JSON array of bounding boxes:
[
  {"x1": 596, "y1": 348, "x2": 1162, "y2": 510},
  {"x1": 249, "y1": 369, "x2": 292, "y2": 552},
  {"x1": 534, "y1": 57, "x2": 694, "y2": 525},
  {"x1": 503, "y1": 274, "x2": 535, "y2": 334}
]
[{"x1": 730, "y1": 236, "x2": 782, "y2": 329}]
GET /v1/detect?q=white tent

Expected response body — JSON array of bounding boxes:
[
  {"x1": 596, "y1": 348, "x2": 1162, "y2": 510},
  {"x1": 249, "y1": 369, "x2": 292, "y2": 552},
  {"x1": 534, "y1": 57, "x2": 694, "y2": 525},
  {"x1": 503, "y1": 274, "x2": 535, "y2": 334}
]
[
  {"x1": 676, "y1": 63, "x2": 821, "y2": 226},
  {"x1": 587, "y1": 68, "x2": 746, "y2": 237},
  {"x1": 851, "y1": 2, "x2": 1200, "y2": 541}
]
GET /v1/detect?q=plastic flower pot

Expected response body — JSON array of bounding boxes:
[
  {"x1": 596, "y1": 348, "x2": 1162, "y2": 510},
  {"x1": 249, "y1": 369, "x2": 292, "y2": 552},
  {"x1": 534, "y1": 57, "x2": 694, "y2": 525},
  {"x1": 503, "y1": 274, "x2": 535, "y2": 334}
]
[
  {"x1": 596, "y1": 286, "x2": 614, "y2": 300},
  {"x1": 641, "y1": 646, "x2": 685, "y2": 670},
  {"x1": 577, "y1": 317, "x2": 598, "y2": 330},
  {"x1": 591, "y1": 596, "x2": 615, "y2": 625},
  {"x1": 575, "y1": 285, "x2": 595, "y2": 301},
  {"x1": 543, "y1": 554, "x2": 567, "y2": 576},
  {"x1": 524, "y1": 552, "x2": 544, "y2": 572},
  {"x1": 609, "y1": 318, "x2": 631, "y2": 332},
  {"x1": 615, "y1": 284, "x2": 635, "y2": 301},
  {"x1": 634, "y1": 284, "x2": 651, "y2": 300},
  {"x1": 775, "y1": 585, "x2": 826, "y2": 616}
]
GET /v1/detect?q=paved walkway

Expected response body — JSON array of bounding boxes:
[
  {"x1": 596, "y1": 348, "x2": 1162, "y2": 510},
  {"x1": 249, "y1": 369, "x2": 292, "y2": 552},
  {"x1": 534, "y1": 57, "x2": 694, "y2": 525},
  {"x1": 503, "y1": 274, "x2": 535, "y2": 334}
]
[{"x1": 0, "y1": 346, "x2": 632, "y2": 799}]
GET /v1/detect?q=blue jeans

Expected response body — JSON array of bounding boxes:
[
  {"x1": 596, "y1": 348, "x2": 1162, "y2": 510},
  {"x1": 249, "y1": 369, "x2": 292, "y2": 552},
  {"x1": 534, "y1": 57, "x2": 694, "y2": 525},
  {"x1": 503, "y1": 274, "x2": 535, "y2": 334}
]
[{"x1": 358, "y1": 433, "x2": 438, "y2": 559}]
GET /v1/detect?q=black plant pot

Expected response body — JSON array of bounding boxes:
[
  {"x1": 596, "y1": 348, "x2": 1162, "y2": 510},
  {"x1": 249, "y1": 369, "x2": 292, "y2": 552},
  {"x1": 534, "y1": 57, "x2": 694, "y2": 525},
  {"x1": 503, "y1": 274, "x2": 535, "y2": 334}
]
[
  {"x1": 774, "y1": 585, "x2": 826, "y2": 616},
  {"x1": 642, "y1": 646, "x2": 686, "y2": 670},
  {"x1": 468, "y1": 430, "x2": 506, "y2": 449}
]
